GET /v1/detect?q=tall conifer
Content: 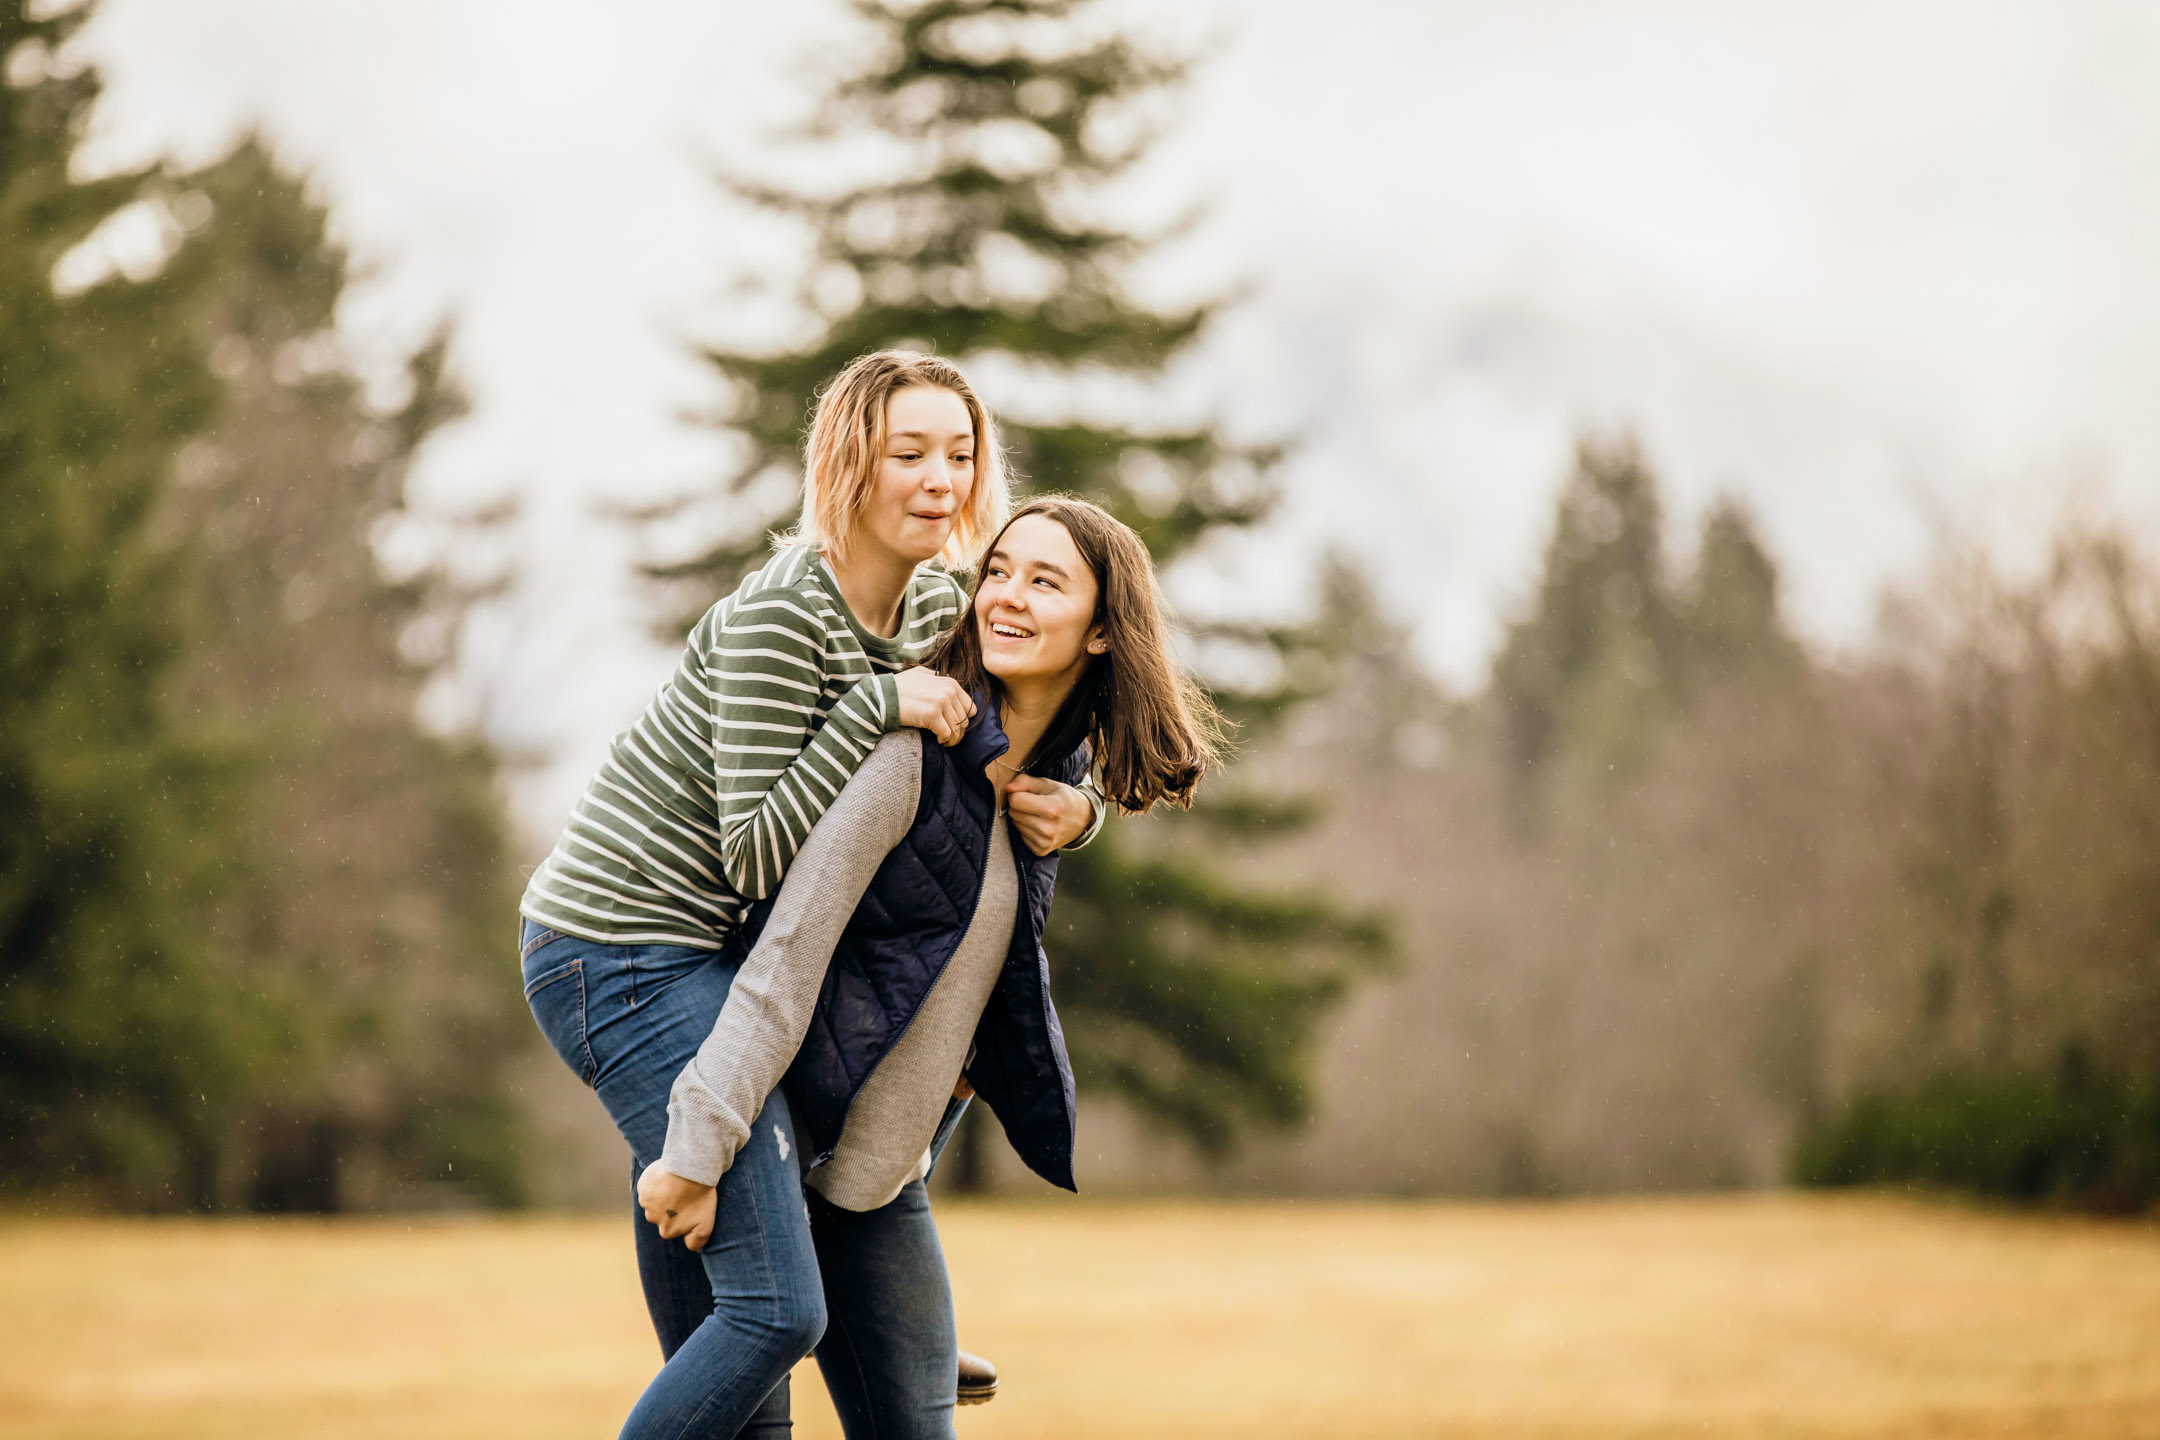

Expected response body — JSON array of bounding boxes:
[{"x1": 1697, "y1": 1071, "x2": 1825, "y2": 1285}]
[
  {"x1": 650, "y1": 0, "x2": 1384, "y2": 1160},
  {"x1": 0, "y1": 0, "x2": 251, "y2": 1202},
  {"x1": 1, "y1": 1, "x2": 525, "y2": 1206},
  {"x1": 169, "y1": 147, "x2": 527, "y2": 1210},
  {"x1": 1493, "y1": 436, "x2": 1799, "y2": 819}
]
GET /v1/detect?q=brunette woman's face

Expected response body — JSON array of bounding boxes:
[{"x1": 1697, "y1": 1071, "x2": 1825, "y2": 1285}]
[
  {"x1": 860, "y1": 385, "x2": 976, "y2": 566},
  {"x1": 976, "y1": 514, "x2": 1104, "y2": 689}
]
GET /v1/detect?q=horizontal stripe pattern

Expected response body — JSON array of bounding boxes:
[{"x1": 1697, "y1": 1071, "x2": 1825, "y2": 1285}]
[{"x1": 522, "y1": 545, "x2": 965, "y2": 949}]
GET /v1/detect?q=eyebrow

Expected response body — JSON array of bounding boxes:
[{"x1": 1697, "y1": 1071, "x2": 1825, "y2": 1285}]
[
  {"x1": 888, "y1": 430, "x2": 971, "y2": 443},
  {"x1": 988, "y1": 548, "x2": 1069, "y2": 580}
]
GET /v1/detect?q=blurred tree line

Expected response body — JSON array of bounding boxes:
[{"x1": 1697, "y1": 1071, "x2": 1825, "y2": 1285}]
[
  {"x1": 1, "y1": 0, "x2": 524, "y2": 1211},
  {"x1": 639, "y1": 0, "x2": 2160, "y2": 1211},
  {"x1": 1253, "y1": 427, "x2": 2160, "y2": 1211},
  {"x1": 19, "y1": 0, "x2": 2141, "y2": 1217},
  {"x1": 1790, "y1": 528, "x2": 2160, "y2": 1209}
]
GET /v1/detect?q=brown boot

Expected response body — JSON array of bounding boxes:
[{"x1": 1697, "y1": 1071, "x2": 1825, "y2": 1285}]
[{"x1": 956, "y1": 1349, "x2": 998, "y2": 1406}]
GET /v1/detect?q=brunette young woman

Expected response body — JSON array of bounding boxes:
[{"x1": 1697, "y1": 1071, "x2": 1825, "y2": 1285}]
[
  {"x1": 517, "y1": 354, "x2": 1103, "y2": 1432},
  {"x1": 623, "y1": 497, "x2": 1222, "y2": 1438}
]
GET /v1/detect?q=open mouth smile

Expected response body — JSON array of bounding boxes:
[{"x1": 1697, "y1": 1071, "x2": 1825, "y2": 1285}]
[{"x1": 990, "y1": 622, "x2": 1033, "y2": 640}]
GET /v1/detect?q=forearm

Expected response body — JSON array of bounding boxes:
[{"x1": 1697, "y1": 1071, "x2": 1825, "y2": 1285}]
[
  {"x1": 661, "y1": 733, "x2": 919, "y2": 1185},
  {"x1": 660, "y1": 972, "x2": 819, "y2": 1187},
  {"x1": 709, "y1": 606, "x2": 902, "y2": 900}
]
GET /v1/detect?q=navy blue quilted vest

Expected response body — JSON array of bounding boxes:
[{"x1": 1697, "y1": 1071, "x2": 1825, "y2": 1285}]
[{"x1": 751, "y1": 695, "x2": 1086, "y2": 1192}]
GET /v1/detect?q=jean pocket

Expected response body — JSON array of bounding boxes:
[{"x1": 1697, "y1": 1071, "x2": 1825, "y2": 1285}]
[{"x1": 525, "y1": 957, "x2": 597, "y2": 1086}]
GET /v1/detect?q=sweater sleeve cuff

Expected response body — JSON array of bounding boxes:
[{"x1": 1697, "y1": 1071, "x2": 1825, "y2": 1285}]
[
  {"x1": 660, "y1": 1063, "x2": 750, "y2": 1188},
  {"x1": 1059, "y1": 775, "x2": 1109, "y2": 853},
  {"x1": 868, "y1": 672, "x2": 902, "y2": 733}
]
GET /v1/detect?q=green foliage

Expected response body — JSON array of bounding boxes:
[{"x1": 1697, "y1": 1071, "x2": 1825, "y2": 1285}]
[
  {"x1": 1469, "y1": 440, "x2": 2160, "y2": 1197},
  {"x1": 1050, "y1": 826, "x2": 1391, "y2": 1156},
  {"x1": 1794, "y1": 1060, "x2": 2160, "y2": 1212},
  {"x1": 1, "y1": 3, "x2": 525, "y2": 1209},
  {"x1": 1687, "y1": 496, "x2": 1802, "y2": 679},
  {"x1": 165, "y1": 146, "x2": 528, "y2": 1211},
  {"x1": 1493, "y1": 437, "x2": 1679, "y2": 783},
  {"x1": 662, "y1": 0, "x2": 1386, "y2": 1157},
  {"x1": 0, "y1": 0, "x2": 259, "y2": 1204},
  {"x1": 1492, "y1": 436, "x2": 1797, "y2": 821},
  {"x1": 648, "y1": 0, "x2": 1269, "y2": 615},
  {"x1": 1270, "y1": 551, "x2": 1455, "y2": 773}
]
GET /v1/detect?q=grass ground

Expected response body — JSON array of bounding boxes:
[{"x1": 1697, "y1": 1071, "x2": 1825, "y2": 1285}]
[{"x1": 4, "y1": 1194, "x2": 2158, "y2": 1439}]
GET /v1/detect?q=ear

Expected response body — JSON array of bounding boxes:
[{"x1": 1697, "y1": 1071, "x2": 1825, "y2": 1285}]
[{"x1": 1085, "y1": 625, "x2": 1109, "y2": 656}]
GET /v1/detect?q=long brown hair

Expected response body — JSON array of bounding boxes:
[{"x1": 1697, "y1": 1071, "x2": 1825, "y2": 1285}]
[
  {"x1": 928, "y1": 497, "x2": 1227, "y2": 813},
  {"x1": 786, "y1": 350, "x2": 1010, "y2": 570}
]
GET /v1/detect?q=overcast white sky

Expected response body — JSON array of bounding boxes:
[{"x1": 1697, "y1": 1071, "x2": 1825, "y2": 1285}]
[{"x1": 73, "y1": 0, "x2": 2160, "y2": 832}]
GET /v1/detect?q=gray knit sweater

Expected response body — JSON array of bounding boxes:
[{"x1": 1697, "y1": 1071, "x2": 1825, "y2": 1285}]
[{"x1": 658, "y1": 731, "x2": 1019, "y2": 1211}]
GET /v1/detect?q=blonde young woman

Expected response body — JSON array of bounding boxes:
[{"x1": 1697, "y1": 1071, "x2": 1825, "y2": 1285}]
[{"x1": 518, "y1": 354, "x2": 1102, "y2": 1434}]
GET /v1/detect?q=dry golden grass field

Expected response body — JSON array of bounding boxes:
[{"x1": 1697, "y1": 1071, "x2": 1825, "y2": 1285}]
[{"x1": 5, "y1": 1194, "x2": 2160, "y2": 1439}]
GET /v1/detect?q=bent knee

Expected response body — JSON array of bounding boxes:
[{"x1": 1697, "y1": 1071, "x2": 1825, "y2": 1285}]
[{"x1": 770, "y1": 1291, "x2": 826, "y2": 1359}]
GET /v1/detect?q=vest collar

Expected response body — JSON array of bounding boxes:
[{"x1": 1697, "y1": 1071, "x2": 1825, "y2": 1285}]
[
  {"x1": 953, "y1": 681, "x2": 1088, "y2": 786},
  {"x1": 954, "y1": 684, "x2": 1012, "y2": 780}
]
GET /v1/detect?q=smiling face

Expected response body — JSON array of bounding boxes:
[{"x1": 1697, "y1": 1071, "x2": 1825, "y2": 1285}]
[
  {"x1": 854, "y1": 384, "x2": 978, "y2": 569},
  {"x1": 975, "y1": 512, "x2": 1105, "y2": 691}
]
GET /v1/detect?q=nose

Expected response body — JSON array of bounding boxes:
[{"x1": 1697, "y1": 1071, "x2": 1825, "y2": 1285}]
[
  {"x1": 921, "y1": 457, "x2": 952, "y2": 495},
  {"x1": 986, "y1": 571, "x2": 1028, "y2": 612}
]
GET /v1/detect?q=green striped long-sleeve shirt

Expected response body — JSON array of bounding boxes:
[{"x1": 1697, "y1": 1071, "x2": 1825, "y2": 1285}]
[{"x1": 520, "y1": 544, "x2": 967, "y2": 949}]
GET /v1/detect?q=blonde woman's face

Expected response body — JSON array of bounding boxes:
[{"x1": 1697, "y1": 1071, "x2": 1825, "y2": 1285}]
[
  {"x1": 976, "y1": 514, "x2": 1103, "y2": 687},
  {"x1": 861, "y1": 385, "x2": 976, "y2": 567}
]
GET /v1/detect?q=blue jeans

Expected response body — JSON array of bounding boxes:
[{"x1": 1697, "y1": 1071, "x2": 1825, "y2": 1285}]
[{"x1": 521, "y1": 919, "x2": 964, "y2": 1440}]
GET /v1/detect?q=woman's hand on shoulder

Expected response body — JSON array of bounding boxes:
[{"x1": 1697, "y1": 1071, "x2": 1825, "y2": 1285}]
[
  {"x1": 1004, "y1": 776, "x2": 1094, "y2": 855},
  {"x1": 637, "y1": 1160, "x2": 719, "y2": 1252},
  {"x1": 895, "y1": 667, "x2": 974, "y2": 746}
]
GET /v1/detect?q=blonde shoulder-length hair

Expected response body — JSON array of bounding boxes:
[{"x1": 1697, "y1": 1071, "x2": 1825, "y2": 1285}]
[{"x1": 784, "y1": 350, "x2": 1010, "y2": 571}]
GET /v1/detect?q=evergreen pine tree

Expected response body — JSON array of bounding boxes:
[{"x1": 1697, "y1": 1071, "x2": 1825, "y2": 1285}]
[
  {"x1": 1276, "y1": 552, "x2": 1454, "y2": 774},
  {"x1": 1492, "y1": 435, "x2": 1799, "y2": 818},
  {"x1": 1681, "y1": 496, "x2": 1801, "y2": 678},
  {"x1": 649, "y1": 0, "x2": 1385, "y2": 1161},
  {"x1": 0, "y1": 0, "x2": 259, "y2": 1203},
  {"x1": 1492, "y1": 435, "x2": 1682, "y2": 816},
  {"x1": 2, "y1": 0, "x2": 525, "y2": 1207},
  {"x1": 166, "y1": 146, "x2": 528, "y2": 1210}
]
